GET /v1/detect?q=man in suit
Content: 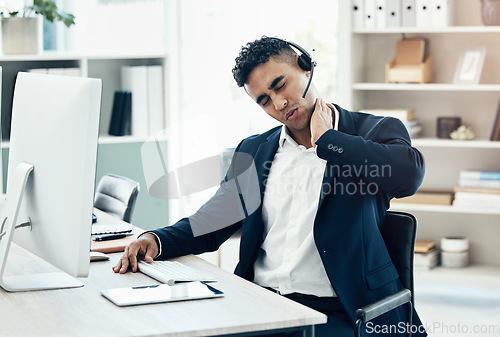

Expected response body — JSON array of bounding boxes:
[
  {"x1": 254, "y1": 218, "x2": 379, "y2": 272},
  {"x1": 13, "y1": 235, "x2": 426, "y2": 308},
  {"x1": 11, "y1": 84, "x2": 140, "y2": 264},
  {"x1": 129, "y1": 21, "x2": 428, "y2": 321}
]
[{"x1": 114, "y1": 36, "x2": 426, "y2": 337}]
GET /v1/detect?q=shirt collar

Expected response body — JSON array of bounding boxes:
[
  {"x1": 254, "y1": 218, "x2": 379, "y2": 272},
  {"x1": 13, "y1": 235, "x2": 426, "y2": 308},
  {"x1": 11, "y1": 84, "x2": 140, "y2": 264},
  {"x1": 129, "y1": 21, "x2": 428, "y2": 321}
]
[{"x1": 278, "y1": 104, "x2": 340, "y2": 148}]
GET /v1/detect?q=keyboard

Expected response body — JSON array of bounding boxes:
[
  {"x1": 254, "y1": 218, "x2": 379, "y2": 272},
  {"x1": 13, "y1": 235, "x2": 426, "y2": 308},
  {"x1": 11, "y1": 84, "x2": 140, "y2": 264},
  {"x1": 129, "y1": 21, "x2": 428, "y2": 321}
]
[
  {"x1": 91, "y1": 222, "x2": 132, "y2": 235},
  {"x1": 138, "y1": 260, "x2": 216, "y2": 286}
]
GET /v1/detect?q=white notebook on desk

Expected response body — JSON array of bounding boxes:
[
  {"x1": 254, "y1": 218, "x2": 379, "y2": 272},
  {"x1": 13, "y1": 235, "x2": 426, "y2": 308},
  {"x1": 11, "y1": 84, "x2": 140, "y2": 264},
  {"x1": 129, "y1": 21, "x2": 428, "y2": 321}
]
[{"x1": 101, "y1": 281, "x2": 223, "y2": 307}]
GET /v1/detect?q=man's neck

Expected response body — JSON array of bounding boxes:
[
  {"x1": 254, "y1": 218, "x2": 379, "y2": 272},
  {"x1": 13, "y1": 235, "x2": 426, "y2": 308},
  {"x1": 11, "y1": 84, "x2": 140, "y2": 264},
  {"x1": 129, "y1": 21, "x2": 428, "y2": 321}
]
[{"x1": 286, "y1": 127, "x2": 313, "y2": 148}]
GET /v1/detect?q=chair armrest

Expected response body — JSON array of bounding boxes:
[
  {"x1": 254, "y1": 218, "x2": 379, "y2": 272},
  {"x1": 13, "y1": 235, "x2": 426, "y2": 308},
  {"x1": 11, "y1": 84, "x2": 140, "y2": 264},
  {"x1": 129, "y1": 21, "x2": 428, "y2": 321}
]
[
  {"x1": 356, "y1": 288, "x2": 411, "y2": 322},
  {"x1": 355, "y1": 289, "x2": 412, "y2": 337}
]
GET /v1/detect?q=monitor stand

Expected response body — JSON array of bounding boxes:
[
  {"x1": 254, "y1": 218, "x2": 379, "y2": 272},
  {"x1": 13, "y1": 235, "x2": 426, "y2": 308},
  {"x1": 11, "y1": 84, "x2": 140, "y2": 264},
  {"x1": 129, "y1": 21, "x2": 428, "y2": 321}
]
[{"x1": 0, "y1": 162, "x2": 83, "y2": 292}]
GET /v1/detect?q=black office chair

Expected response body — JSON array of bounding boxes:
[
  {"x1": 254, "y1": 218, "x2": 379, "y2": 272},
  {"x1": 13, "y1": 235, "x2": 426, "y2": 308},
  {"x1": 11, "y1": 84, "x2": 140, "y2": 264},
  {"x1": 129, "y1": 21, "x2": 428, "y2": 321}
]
[
  {"x1": 355, "y1": 211, "x2": 417, "y2": 337},
  {"x1": 94, "y1": 173, "x2": 140, "y2": 223}
]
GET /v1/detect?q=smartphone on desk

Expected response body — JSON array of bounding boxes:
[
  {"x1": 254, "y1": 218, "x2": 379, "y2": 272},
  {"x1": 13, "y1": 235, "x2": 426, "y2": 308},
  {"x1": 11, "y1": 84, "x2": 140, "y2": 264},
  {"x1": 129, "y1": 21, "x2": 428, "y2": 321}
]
[
  {"x1": 100, "y1": 281, "x2": 224, "y2": 307},
  {"x1": 92, "y1": 233, "x2": 131, "y2": 241}
]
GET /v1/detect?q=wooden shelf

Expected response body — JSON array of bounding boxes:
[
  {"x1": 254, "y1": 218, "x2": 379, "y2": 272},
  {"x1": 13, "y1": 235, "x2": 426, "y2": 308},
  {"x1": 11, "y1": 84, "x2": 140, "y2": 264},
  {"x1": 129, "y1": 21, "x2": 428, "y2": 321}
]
[
  {"x1": 0, "y1": 136, "x2": 160, "y2": 148},
  {"x1": 390, "y1": 203, "x2": 500, "y2": 215},
  {"x1": 415, "y1": 265, "x2": 500, "y2": 288},
  {"x1": 412, "y1": 138, "x2": 500, "y2": 149},
  {"x1": 353, "y1": 26, "x2": 500, "y2": 34},
  {"x1": 98, "y1": 136, "x2": 151, "y2": 145},
  {"x1": 352, "y1": 83, "x2": 500, "y2": 92},
  {"x1": 0, "y1": 51, "x2": 167, "y2": 62}
]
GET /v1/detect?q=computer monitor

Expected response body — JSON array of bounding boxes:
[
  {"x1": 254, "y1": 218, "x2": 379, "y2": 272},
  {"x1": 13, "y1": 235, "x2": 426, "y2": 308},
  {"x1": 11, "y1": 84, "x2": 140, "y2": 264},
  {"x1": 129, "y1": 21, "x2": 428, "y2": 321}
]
[{"x1": 0, "y1": 72, "x2": 101, "y2": 292}]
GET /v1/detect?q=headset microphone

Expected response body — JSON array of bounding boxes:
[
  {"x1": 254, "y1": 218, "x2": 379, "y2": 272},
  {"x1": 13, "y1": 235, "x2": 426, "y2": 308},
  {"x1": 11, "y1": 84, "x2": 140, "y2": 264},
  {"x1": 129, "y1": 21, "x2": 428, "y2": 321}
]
[{"x1": 302, "y1": 48, "x2": 315, "y2": 98}]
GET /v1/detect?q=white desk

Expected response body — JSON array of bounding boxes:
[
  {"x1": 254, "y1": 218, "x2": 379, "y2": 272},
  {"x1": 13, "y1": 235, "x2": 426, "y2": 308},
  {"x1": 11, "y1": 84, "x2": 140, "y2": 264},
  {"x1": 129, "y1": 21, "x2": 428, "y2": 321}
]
[{"x1": 0, "y1": 244, "x2": 327, "y2": 336}]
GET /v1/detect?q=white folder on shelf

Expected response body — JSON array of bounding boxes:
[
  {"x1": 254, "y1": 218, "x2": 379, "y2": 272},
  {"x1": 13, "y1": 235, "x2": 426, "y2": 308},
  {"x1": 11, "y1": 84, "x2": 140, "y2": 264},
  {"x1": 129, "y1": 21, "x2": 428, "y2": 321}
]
[
  {"x1": 416, "y1": 0, "x2": 432, "y2": 28},
  {"x1": 401, "y1": 0, "x2": 416, "y2": 27},
  {"x1": 386, "y1": 0, "x2": 401, "y2": 27},
  {"x1": 352, "y1": 0, "x2": 365, "y2": 29},
  {"x1": 432, "y1": 0, "x2": 453, "y2": 27},
  {"x1": 121, "y1": 65, "x2": 149, "y2": 138},
  {"x1": 363, "y1": 0, "x2": 377, "y2": 28},
  {"x1": 375, "y1": 0, "x2": 387, "y2": 28},
  {"x1": 147, "y1": 65, "x2": 165, "y2": 135}
]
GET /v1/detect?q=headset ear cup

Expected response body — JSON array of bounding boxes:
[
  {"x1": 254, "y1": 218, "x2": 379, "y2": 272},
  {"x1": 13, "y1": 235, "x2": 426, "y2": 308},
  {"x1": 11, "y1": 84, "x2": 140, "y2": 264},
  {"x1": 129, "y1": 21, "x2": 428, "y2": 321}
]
[{"x1": 297, "y1": 54, "x2": 312, "y2": 71}]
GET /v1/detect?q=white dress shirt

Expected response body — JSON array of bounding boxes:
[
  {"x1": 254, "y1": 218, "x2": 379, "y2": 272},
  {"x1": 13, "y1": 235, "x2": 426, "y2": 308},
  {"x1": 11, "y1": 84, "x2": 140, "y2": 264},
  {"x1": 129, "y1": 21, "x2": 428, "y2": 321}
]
[{"x1": 253, "y1": 106, "x2": 339, "y2": 297}]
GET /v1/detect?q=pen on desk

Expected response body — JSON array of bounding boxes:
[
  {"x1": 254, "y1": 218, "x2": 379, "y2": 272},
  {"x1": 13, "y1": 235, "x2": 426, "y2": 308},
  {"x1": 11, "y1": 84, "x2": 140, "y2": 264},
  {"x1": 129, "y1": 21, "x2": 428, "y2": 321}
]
[{"x1": 93, "y1": 233, "x2": 129, "y2": 241}]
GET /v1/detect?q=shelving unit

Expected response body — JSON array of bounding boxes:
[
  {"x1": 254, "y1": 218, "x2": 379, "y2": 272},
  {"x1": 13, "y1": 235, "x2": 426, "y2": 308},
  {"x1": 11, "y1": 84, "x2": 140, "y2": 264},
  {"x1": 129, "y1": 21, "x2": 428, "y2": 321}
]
[
  {"x1": 0, "y1": 51, "x2": 170, "y2": 230},
  {"x1": 0, "y1": 52, "x2": 167, "y2": 143},
  {"x1": 352, "y1": 83, "x2": 500, "y2": 91},
  {"x1": 339, "y1": 0, "x2": 500, "y2": 281}
]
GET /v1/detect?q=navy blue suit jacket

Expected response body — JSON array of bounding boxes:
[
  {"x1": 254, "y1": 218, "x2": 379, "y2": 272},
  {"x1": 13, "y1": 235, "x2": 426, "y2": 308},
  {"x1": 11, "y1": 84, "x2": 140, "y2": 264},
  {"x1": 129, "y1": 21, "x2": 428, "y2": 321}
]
[{"x1": 152, "y1": 105, "x2": 426, "y2": 336}]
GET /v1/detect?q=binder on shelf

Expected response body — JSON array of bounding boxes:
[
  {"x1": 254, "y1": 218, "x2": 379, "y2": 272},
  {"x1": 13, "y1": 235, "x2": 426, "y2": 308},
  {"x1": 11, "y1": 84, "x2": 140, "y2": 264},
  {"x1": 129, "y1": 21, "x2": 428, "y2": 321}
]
[
  {"x1": 108, "y1": 91, "x2": 132, "y2": 137},
  {"x1": 375, "y1": 0, "x2": 387, "y2": 28},
  {"x1": 121, "y1": 65, "x2": 149, "y2": 138},
  {"x1": 386, "y1": 0, "x2": 401, "y2": 27},
  {"x1": 147, "y1": 65, "x2": 165, "y2": 134},
  {"x1": 109, "y1": 91, "x2": 125, "y2": 136},
  {"x1": 363, "y1": 0, "x2": 377, "y2": 28},
  {"x1": 432, "y1": 0, "x2": 453, "y2": 27},
  {"x1": 401, "y1": 0, "x2": 416, "y2": 27},
  {"x1": 416, "y1": 0, "x2": 432, "y2": 27},
  {"x1": 121, "y1": 92, "x2": 132, "y2": 136},
  {"x1": 352, "y1": 0, "x2": 365, "y2": 29}
]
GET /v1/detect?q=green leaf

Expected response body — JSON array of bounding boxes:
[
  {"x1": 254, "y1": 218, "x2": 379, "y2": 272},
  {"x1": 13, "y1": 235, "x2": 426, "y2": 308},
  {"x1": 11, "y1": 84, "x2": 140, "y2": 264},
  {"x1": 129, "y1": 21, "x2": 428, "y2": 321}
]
[{"x1": 31, "y1": 0, "x2": 75, "y2": 26}]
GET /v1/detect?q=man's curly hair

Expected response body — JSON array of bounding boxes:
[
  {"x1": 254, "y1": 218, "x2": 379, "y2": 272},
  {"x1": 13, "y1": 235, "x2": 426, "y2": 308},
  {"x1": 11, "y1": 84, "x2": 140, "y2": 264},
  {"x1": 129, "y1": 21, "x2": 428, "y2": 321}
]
[{"x1": 232, "y1": 36, "x2": 297, "y2": 87}]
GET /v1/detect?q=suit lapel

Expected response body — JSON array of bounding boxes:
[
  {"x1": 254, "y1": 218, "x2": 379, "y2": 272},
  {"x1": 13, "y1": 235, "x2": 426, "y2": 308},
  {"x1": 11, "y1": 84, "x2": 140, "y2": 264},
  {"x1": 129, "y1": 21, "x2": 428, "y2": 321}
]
[
  {"x1": 239, "y1": 129, "x2": 280, "y2": 277},
  {"x1": 254, "y1": 130, "x2": 280, "y2": 200}
]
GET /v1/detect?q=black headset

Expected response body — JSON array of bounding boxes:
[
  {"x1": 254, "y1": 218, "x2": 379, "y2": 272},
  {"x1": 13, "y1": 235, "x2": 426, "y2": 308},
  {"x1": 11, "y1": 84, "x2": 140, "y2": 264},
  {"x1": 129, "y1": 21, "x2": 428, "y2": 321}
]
[{"x1": 271, "y1": 37, "x2": 317, "y2": 98}]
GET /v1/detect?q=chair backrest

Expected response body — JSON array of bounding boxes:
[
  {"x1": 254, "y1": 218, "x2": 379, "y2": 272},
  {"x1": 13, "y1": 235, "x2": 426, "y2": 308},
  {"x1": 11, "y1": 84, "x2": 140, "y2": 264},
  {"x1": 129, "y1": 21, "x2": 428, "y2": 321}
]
[
  {"x1": 94, "y1": 173, "x2": 140, "y2": 223},
  {"x1": 381, "y1": 211, "x2": 417, "y2": 303}
]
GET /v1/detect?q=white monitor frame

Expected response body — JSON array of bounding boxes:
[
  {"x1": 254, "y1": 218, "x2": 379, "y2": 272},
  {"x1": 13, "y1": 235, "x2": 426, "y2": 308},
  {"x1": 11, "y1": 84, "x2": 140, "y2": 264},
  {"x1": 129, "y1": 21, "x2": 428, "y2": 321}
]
[{"x1": 0, "y1": 72, "x2": 101, "y2": 292}]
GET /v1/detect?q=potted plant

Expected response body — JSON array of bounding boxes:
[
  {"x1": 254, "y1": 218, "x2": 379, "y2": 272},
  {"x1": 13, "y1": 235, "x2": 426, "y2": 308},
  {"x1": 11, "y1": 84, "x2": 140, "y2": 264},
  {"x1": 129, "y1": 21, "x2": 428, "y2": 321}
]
[{"x1": 1, "y1": 0, "x2": 75, "y2": 54}]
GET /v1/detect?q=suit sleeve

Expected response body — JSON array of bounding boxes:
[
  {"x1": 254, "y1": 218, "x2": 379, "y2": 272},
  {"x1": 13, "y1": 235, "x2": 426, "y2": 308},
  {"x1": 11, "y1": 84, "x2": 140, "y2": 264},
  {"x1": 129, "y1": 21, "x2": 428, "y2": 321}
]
[{"x1": 315, "y1": 116, "x2": 425, "y2": 198}]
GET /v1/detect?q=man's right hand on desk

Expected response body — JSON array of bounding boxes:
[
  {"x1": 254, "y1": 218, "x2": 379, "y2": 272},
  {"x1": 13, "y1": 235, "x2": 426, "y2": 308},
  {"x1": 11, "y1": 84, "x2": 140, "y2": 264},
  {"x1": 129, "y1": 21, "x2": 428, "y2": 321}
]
[{"x1": 112, "y1": 233, "x2": 159, "y2": 274}]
